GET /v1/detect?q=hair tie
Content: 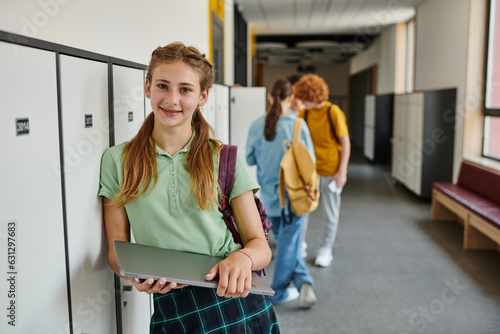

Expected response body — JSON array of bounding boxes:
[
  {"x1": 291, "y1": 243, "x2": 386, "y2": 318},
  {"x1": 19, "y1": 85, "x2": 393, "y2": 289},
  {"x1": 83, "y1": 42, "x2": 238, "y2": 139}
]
[{"x1": 234, "y1": 250, "x2": 254, "y2": 270}]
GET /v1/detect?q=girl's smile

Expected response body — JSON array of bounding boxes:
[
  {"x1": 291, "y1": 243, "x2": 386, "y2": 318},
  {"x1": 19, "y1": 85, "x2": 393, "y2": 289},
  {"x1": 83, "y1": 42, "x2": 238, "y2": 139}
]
[{"x1": 145, "y1": 61, "x2": 208, "y2": 130}]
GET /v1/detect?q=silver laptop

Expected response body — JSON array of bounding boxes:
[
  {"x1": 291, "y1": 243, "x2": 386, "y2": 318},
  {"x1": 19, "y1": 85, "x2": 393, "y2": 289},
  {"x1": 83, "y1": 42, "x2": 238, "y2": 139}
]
[{"x1": 114, "y1": 241, "x2": 275, "y2": 296}]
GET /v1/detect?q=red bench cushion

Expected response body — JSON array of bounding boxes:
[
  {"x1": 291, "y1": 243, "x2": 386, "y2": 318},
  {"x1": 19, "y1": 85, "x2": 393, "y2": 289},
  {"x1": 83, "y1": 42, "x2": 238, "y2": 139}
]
[
  {"x1": 457, "y1": 161, "x2": 500, "y2": 206},
  {"x1": 434, "y1": 182, "x2": 500, "y2": 229}
]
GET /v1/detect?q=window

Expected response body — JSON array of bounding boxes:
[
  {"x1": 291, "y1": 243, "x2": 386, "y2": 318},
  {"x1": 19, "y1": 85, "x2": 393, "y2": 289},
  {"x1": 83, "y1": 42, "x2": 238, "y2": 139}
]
[
  {"x1": 406, "y1": 19, "x2": 415, "y2": 93},
  {"x1": 484, "y1": 0, "x2": 500, "y2": 160}
]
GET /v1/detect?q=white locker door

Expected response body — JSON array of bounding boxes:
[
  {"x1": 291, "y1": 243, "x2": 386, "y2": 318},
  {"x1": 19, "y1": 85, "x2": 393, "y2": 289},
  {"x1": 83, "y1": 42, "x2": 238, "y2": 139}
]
[
  {"x1": 405, "y1": 93, "x2": 424, "y2": 194},
  {"x1": 113, "y1": 65, "x2": 147, "y2": 145},
  {"x1": 59, "y1": 55, "x2": 116, "y2": 333},
  {"x1": 392, "y1": 95, "x2": 406, "y2": 182},
  {"x1": 364, "y1": 95, "x2": 375, "y2": 160},
  {"x1": 113, "y1": 65, "x2": 152, "y2": 334},
  {"x1": 214, "y1": 84, "x2": 230, "y2": 144},
  {"x1": 202, "y1": 85, "x2": 217, "y2": 134},
  {"x1": 230, "y1": 87, "x2": 267, "y2": 182},
  {"x1": 404, "y1": 93, "x2": 417, "y2": 189},
  {"x1": 412, "y1": 93, "x2": 425, "y2": 196},
  {"x1": 0, "y1": 43, "x2": 69, "y2": 332}
]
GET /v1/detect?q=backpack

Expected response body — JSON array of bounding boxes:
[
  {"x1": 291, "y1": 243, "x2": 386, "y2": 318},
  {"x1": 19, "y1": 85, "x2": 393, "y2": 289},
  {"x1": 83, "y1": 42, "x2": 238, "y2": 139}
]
[
  {"x1": 279, "y1": 118, "x2": 320, "y2": 222},
  {"x1": 218, "y1": 144, "x2": 272, "y2": 275},
  {"x1": 304, "y1": 105, "x2": 339, "y2": 145}
]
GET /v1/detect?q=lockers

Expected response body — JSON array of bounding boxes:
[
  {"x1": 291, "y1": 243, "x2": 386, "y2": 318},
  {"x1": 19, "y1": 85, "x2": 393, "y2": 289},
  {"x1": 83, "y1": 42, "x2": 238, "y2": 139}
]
[
  {"x1": 202, "y1": 83, "x2": 230, "y2": 144},
  {"x1": 229, "y1": 87, "x2": 267, "y2": 182},
  {"x1": 364, "y1": 94, "x2": 394, "y2": 163},
  {"x1": 113, "y1": 65, "x2": 147, "y2": 144},
  {"x1": 0, "y1": 42, "x2": 69, "y2": 333},
  {"x1": 112, "y1": 65, "x2": 151, "y2": 334},
  {"x1": 0, "y1": 32, "x2": 234, "y2": 333},
  {"x1": 391, "y1": 89, "x2": 456, "y2": 198},
  {"x1": 59, "y1": 55, "x2": 116, "y2": 333}
]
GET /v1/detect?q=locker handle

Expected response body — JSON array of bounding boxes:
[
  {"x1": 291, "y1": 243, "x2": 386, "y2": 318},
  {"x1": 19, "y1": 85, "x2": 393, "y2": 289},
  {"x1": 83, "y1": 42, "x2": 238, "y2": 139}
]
[{"x1": 123, "y1": 284, "x2": 133, "y2": 292}]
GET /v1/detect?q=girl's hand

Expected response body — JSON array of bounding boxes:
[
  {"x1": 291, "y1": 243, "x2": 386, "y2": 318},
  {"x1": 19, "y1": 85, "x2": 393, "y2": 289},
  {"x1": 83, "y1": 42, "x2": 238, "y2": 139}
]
[
  {"x1": 128, "y1": 277, "x2": 187, "y2": 295},
  {"x1": 205, "y1": 251, "x2": 253, "y2": 298}
]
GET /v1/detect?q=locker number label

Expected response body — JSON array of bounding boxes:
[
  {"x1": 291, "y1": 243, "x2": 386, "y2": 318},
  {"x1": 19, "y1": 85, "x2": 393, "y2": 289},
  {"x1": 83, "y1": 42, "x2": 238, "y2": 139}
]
[
  {"x1": 128, "y1": 111, "x2": 134, "y2": 122},
  {"x1": 15, "y1": 118, "x2": 29, "y2": 136},
  {"x1": 85, "y1": 114, "x2": 93, "y2": 128}
]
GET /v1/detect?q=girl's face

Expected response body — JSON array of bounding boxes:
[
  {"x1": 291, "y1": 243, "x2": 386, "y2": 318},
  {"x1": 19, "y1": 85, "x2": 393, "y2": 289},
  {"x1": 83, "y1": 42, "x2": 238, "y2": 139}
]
[{"x1": 145, "y1": 61, "x2": 208, "y2": 131}]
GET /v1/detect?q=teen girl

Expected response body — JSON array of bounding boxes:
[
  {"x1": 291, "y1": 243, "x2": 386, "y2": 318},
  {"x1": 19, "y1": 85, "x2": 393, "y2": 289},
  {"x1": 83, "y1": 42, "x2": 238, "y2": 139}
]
[
  {"x1": 246, "y1": 78, "x2": 316, "y2": 308},
  {"x1": 99, "y1": 42, "x2": 279, "y2": 333}
]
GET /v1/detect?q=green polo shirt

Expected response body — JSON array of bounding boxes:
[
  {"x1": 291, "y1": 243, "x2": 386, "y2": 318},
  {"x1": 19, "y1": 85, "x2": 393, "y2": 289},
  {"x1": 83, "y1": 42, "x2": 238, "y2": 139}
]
[{"x1": 99, "y1": 137, "x2": 259, "y2": 257}]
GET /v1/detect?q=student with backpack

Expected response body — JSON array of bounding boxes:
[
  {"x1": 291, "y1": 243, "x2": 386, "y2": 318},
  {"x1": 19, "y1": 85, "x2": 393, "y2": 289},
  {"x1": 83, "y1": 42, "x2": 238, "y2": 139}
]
[
  {"x1": 99, "y1": 42, "x2": 279, "y2": 333},
  {"x1": 246, "y1": 78, "x2": 317, "y2": 308},
  {"x1": 293, "y1": 74, "x2": 351, "y2": 268}
]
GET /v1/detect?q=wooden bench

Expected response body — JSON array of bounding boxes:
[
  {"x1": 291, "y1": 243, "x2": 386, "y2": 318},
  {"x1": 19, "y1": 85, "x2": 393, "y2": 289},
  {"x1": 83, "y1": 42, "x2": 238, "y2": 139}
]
[{"x1": 431, "y1": 160, "x2": 500, "y2": 250}]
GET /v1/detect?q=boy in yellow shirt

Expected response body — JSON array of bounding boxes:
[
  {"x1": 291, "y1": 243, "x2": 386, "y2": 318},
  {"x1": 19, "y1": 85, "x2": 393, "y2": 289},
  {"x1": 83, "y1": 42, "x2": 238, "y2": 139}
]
[{"x1": 293, "y1": 74, "x2": 351, "y2": 267}]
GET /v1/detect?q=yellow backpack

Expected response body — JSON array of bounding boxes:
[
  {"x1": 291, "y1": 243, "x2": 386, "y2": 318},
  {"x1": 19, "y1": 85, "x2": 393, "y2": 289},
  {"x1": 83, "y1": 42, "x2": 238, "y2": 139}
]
[{"x1": 279, "y1": 118, "x2": 320, "y2": 221}]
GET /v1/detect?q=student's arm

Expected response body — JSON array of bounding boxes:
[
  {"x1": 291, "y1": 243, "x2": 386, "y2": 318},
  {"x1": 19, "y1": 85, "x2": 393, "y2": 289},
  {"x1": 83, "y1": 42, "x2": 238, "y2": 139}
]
[
  {"x1": 103, "y1": 197, "x2": 186, "y2": 294},
  {"x1": 103, "y1": 197, "x2": 130, "y2": 276},
  {"x1": 205, "y1": 191, "x2": 271, "y2": 298},
  {"x1": 332, "y1": 135, "x2": 350, "y2": 188},
  {"x1": 245, "y1": 125, "x2": 257, "y2": 166}
]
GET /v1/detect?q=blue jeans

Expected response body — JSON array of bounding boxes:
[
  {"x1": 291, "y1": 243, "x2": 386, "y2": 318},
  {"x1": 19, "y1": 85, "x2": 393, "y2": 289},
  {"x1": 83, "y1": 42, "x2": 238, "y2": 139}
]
[{"x1": 268, "y1": 214, "x2": 314, "y2": 305}]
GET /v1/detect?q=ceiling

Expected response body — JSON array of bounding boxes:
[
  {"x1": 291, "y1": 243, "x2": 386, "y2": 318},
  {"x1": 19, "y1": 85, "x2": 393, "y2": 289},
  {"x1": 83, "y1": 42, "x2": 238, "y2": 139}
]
[{"x1": 234, "y1": 0, "x2": 427, "y2": 66}]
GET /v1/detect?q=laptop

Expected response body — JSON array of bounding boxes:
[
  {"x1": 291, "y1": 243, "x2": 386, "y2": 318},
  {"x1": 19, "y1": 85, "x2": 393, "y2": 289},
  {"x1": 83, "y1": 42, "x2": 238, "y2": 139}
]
[{"x1": 114, "y1": 241, "x2": 275, "y2": 296}]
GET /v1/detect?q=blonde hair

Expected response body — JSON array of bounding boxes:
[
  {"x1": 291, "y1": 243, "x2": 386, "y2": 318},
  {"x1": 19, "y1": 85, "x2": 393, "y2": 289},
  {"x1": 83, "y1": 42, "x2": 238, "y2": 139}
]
[{"x1": 112, "y1": 42, "x2": 220, "y2": 210}]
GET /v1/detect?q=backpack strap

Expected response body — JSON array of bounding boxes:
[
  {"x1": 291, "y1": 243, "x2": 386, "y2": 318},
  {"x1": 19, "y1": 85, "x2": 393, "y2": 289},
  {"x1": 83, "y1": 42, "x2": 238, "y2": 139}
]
[
  {"x1": 304, "y1": 105, "x2": 339, "y2": 145},
  {"x1": 218, "y1": 145, "x2": 241, "y2": 244},
  {"x1": 219, "y1": 144, "x2": 237, "y2": 197},
  {"x1": 292, "y1": 117, "x2": 302, "y2": 144}
]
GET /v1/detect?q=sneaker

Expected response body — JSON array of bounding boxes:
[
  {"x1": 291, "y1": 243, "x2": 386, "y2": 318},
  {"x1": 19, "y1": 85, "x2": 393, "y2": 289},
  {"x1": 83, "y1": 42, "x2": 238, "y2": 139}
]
[
  {"x1": 300, "y1": 283, "x2": 316, "y2": 308},
  {"x1": 315, "y1": 247, "x2": 333, "y2": 267},
  {"x1": 283, "y1": 287, "x2": 300, "y2": 303},
  {"x1": 301, "y1": 241, "x2": 308, "y2": 258}
]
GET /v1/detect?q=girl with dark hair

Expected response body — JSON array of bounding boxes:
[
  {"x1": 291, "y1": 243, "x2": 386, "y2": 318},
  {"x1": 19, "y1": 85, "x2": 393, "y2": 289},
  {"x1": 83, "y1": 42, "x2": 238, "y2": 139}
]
[
  {"x1": 99, "y1": 42, "x2": 279, "y2": 333},
  {"x1": 246, "y1": 78, "x2": 317, "y2": 308}
]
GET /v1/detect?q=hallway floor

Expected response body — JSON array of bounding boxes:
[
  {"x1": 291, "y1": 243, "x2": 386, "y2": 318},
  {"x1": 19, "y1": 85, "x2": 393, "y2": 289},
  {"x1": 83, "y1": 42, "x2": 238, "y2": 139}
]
[{"x1": 263, "y1": 147, "x2": 500, "y2": 334}]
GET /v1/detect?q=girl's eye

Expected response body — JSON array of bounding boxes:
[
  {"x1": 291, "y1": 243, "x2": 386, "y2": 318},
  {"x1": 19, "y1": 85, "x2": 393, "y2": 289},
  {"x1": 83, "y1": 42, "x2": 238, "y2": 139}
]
[
  {"x1": 181, "y1": 87, "x2": 191, "y2": 93},
  {"x1": 157, "y1": 84, "x2": 167, "y2": 89}
]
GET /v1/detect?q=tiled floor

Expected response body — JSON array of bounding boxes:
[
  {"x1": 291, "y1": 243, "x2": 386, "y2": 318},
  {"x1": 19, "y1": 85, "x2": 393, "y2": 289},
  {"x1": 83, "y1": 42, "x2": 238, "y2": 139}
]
[{"x1": 263, "y1": 148, "x2": 500, "y2": 334}]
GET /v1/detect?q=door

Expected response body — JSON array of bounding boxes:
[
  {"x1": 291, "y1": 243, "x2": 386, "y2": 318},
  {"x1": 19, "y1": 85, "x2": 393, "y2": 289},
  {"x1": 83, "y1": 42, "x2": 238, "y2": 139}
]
[
  {"x1": 364, "y1": 95, "x2": 376, "y2": 160},
  {"x1": 59, "y1": 54, "x2": 116, "y2": 333},
  {"x1": 212, "y1": 13, "x2": 224, "y2": 85},
  {"x1": 214, "y1": 84, "x2": 230, "y2": 144},
  {"x1": 229, "y1": 86, "x2": 266, "y2": 182},
  {"x1": 112, "y1": 65, "x2": 152, "y2": 334},
  {"x1": 392, "y1": 94, "x2": 406, "y2": 182},
  {"x1": 113, "y1": 65, "x2": 147, "y2": 145},
  {"x1": 0, "y1": 42, "x2": 69, "y2": 332}
]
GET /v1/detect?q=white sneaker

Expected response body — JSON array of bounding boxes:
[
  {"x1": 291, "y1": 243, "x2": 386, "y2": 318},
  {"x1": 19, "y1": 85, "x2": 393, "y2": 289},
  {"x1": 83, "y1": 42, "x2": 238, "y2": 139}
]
[
  {"x1": 301, "y1": 241, "x2": 307, "y2": 258},
  {"x1": 283, "y1": 287, "x2": 300, "y2": 303},
  {"x1": 300, "y1": 283, "x2": 316, "y2": 308},
  {"x1": 315, "y1": 247, "x2": 333, "y2": 267}
]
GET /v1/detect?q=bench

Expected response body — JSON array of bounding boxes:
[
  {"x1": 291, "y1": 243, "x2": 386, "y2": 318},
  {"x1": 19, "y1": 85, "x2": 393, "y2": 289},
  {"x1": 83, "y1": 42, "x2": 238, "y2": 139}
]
[{"x1": 431, "y1": 160, "x2": 500, "y2": 250}]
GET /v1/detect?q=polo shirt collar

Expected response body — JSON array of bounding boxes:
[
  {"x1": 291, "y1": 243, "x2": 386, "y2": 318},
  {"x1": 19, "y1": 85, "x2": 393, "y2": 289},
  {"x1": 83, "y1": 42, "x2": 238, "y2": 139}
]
[{"x1": 155, "y1": 131, "x2": 196, "y2": 157}]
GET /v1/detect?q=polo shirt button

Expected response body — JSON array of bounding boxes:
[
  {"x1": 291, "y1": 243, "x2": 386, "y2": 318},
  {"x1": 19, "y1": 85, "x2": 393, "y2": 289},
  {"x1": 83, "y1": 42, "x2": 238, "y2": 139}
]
[
  {"x1": 171, "y1": 184, "x2": 176, "y2": 188},
  {"x1": 171, "y1": 196, "x2": 176, "y2": 201},
  {"x1": 170, "y1": 171, "x2": 174, "y2": 175}
]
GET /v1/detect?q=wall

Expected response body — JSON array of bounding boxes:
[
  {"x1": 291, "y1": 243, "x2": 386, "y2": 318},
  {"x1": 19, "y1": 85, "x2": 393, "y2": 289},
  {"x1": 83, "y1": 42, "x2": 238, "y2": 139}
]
[
  {"x1": 414, "y1": 0, "x2": 470, "y2": 179},
  {"x1": 350, "y1": 24, "x2": 398, "y2": 94},
  {"x1": 262, "y1": 62, "x2": 351, "y2": 95},
  {"x1": 0, "y1": 0, "x2": 210, "y2": 66},
  {"x1": 350, "y1": 0, "x2": 485, "y2": 180}
]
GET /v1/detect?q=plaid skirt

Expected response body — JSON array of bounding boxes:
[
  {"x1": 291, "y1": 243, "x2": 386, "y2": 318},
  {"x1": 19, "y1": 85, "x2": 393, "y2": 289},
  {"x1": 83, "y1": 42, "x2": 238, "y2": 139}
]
[{"x1": 150, "y1": 286, "x2": 280, "y2": 334}]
